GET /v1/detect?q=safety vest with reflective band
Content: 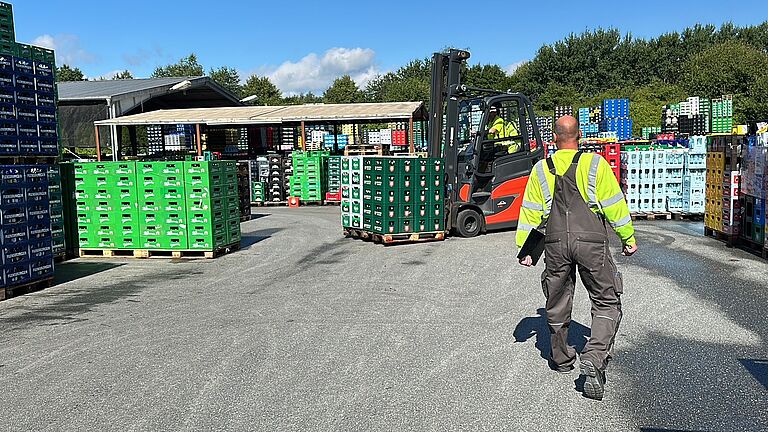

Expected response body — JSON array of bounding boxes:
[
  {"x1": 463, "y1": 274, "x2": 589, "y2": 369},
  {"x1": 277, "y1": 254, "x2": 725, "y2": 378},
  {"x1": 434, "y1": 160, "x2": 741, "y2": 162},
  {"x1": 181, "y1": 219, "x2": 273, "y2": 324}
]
[
  {"x1": 515, "y1": 149, "x2": 636, "y2": 248},
  {"x1": 487, "y1": 116, "x2": 506, "y2": 140}
]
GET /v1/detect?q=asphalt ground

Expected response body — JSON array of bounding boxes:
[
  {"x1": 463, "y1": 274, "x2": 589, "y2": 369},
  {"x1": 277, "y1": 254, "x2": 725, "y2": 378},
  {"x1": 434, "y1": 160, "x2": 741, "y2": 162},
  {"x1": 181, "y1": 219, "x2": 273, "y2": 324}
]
[{"x1": 1, "y1": 207, "x2": 766, "y2": 431}]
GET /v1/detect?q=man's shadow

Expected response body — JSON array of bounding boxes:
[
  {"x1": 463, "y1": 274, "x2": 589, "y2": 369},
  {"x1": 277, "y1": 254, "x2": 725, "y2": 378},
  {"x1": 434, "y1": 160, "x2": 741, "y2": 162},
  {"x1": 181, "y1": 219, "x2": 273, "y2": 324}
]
[{"x1": 513, "y1": 308, "x2": 591, "y2": 363}]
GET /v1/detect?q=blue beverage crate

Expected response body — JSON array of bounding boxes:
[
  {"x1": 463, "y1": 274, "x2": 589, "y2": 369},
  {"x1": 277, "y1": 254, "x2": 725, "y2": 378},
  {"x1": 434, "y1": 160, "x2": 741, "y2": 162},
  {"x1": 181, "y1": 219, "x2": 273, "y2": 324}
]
[
  {"x1": 37, "y1": 107, "x2": 55, "y2": 124},
  {"x1": 13, "y1": 57, "x2": 34, "y2": 75},
  {"x1": 16, "y1": 121, "x2": 37, "y2": 138},
  {"x1": 25, "y1": 165, "x2": 49, "y2": 184},
  {"x1": 0, "y1": 186, "x2": 24, "y2": 206},
  {"x1": 2, "y1": 241, "x2": 28, "y2": 265},
  {"x1": 0, "y1": 136, "x2": 16, "y2": 154},
  {"x1": 0, "y1": 69, "x2": 12, "y2": 88},
  {"x1": 1, "y1": 225, "x2": 28, "y2": 245},
  {"x1": 4, "y1": 262, "x2": 31, "y2": 286},
  {"x1": 27, "y1": 222, "x2": 50, "y2": 241},
  {"x1": 0, "y1": 166, "x2": 25, "y2": 187},
  {"x1": 39, "y1": 137, "x2": 57, "y2": 155},
  {"x1": 1, "y1": 206, "x2": 27, "y2": 226},
  {"x1": 28, "y1": 239, "x2": 52, "y2": 259},
  {"x1": 0, "y1": 102, "x2": 12, "y2": 119},
  {"x1": 15, "y1": 105, "x2": 36, "y2": 123},
  {"x1": 14, "y1": 74, "x2": 34, "y2": 91},
  {"x1": 0, "y1": 55, "x2": 11, "y2": 71},
  {"x1": 25, "y1": 185, "x2": 48, "y2": 203},
  {"x1": 35, "y1": 92, "x2": 55, "y2": 108},
  {"x1": 14, "y1": 89, "x2": 35, "y2": 107},
  {"x1": 33, "y1": 61, "x2": 53, "y2": 79},
  {"x1": 26, "y1": 204, "x2": 49, "y2": 224},
  {"x1": 34, "y1": 77, "x2": 54, "y2": 94},
  {"x1": 29, "y1": 257, "x2": 53, "y2": 280},
  {"x1": 38, "y1": 123, "x2": 55, "y2": 138},
  {"x1": 0, "y1": 87, "x2": 12, "y2": 104},
  {"x1": 18, "y1": 137, "x2": 39, "y2": 154}
]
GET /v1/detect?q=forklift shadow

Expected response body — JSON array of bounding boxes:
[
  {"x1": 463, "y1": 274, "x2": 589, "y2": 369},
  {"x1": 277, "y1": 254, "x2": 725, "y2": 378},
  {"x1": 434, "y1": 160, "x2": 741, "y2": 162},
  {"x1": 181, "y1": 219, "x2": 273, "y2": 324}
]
[{"x1": 513, "y1": 308, "x2": 591, "y2": 363}]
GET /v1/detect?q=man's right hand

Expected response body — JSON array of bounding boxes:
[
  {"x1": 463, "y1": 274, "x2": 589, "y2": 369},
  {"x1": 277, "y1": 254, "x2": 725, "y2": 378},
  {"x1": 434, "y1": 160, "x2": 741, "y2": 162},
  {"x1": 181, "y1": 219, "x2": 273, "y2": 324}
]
[
  {"x1": 519, "y1": 256, "x2": 533, "y2": 267},
  {"x1": 622, "y1": 244, "x2": 638, "y2": 256}
]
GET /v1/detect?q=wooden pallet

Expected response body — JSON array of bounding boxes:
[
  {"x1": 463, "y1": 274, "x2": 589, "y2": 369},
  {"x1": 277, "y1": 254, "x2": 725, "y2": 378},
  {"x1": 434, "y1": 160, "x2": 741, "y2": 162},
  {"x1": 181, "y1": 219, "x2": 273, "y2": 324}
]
[
  {"x1": 372, "y1": 231, "x2": 446, "y2": 245},
  {"x1": 671, "y1": 212, "x2": 704, "y2": 221},
  {"x1": 79, "y1": 243, "x2": 240, "y2": 260},
  {"x1": 252, "y1": 201, "x2": 287, "y2": 207},
  {"x1": 631, "y1": 212, "x2": 672, "y2": 221},
  {"x1": 1, "y1": 277, "x2": 54, "y2": 301},
  {"x1": 704, "y1": 227, "x2": 738, "y2": 247},
  {"x1": 344, "y1": 145, "x2": 384, "y2": 156}
]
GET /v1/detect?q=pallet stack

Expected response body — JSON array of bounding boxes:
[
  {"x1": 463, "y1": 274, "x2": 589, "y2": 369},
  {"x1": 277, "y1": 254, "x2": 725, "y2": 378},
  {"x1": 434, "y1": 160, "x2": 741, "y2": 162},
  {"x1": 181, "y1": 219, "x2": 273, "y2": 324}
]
[
  {"x1": 75, "y1": 160, "x2": 240, "y2": 256},
  {"x1": 248, "y1": 158, "x2": 267, "y2": 204},
  {"x1": 356, "y1": 156, "x2": 445, "y2": 239},
  {"x1": 235, "y1": 161, "x2": 251, "y2": 221},
  {"x1": 289, "y1": 150, "x2": 328, "y2": 202},
  {"x1": 0, "y1": 2, "x2": 59, "y2": 299},
  {"x1": 47, "y1": 165, "x2": 64, "y2": 258},
  {"x1": 711, "y1": 96, "x2": 734, "y2": 134},
  {"x1": 340, "y1": 156, "x2": 363, "y2": 230},
  {"x1": 600, "y1": 99, "x2": 632, "y2": 141},
  {"x1": 554, "y1": 105, "x2": 573, "y2": 119},
  {"x1": 322, "y1": 133, "x2": 349, "y2": 150},
  {"x1": 325, "y1": 156, "x2": 341, "y2": 202},
  {"x1": 683, "y1": 136, "x2": 707, "y2": 214},
  {"x1": 267, "y1": 154, "x2": 291, "y2": 203},
  {"x1": 705, "y1": 135, "x2": 743, "y2": 237},
  {"x1": 740, "y1": 134, "x2": 766, "y2": 246},
  {"x1": 641, "y1": 127, "x2": 662, "y2": 140},
  {"x1": 578, "y1": 107, "x2": 599, "y2": 138},
  {"x1": 281, "y1": 127, "x2": 297, "y2": 151}
]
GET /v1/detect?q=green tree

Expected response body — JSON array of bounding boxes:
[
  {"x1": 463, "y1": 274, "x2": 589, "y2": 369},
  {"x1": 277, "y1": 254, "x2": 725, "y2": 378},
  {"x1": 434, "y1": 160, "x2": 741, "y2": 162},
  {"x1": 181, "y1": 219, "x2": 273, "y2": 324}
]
[
  {"x1": 323, "y1": 75, "x2": 364, "y2": 104},
  {"x1": 282, "y1": 92, "x2": 323, "y2": 105},
  {"x1": 241, "y1": 75, "x2": 282, "y2": 105},
  {"x1": 112, "y1": 70, "x2": 133, "y2": 80},
  {"x1": 56, "y1": 64, "x2": 85, "y2": 82},
  {"x1": 463, "y1": 64, "x2": 510, "y2": 91},
  {"x1": 209, "y1": 66, "x2": 242, "y2": 98},
  {"x1": 365, "y1": 58, "x2": 432, "y2": 104},
  {"x1": 152, "y1": 54, "x2": 204, "y2": 78}
]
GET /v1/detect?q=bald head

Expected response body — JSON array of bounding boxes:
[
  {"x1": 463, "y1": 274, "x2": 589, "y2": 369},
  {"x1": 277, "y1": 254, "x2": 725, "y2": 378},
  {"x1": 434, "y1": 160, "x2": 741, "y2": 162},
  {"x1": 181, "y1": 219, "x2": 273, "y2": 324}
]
[{"x1": 554, "y1": 115, "x2": 580, "y2": 149}]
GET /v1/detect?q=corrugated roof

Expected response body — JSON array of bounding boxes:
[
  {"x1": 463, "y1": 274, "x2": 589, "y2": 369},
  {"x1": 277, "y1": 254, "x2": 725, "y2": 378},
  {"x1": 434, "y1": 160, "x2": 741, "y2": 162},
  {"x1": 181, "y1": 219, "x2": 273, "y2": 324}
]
[
  {"x1": 57, "y1": 77, "x2": 202, "y2": 101},
  {"x1": 94, "y1": 102, "x2": 425, "y2": 126}
]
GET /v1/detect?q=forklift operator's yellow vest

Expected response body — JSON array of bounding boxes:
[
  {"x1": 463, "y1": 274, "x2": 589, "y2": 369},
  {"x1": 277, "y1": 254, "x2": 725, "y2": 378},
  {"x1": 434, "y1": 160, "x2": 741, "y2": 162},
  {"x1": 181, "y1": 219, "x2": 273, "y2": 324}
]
[{"x1": 487, "y1": 116, "x2": 506, "y2": 140}]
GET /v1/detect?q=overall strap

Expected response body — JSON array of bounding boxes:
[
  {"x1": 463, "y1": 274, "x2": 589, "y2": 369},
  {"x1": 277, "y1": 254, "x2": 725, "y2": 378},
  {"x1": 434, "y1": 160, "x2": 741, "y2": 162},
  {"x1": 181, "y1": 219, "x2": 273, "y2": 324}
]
[{"x1": 545, "y1": 151, "x2": 583, "y2": 176}]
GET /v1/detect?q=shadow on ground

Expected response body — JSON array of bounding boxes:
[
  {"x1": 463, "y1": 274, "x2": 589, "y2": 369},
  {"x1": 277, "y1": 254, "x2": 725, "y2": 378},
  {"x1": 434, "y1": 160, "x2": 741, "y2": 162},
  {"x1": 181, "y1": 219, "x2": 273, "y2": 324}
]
[
  {"x1": 240, "y1": 228, "x2": 283, "y2": 249},
  {"x1": 513, "y1": 307, "x2": 591, "y2": 363},
  {"x1": 53, "y1": 261, "x2": 123, "y2": 286}
]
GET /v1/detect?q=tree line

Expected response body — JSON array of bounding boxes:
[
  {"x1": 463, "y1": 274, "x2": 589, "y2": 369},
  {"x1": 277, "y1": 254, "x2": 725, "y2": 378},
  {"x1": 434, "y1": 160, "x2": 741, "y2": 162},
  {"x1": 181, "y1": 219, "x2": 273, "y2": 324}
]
[{"x1": 56, "y1": 20, "x2": 768, "y2": 132}]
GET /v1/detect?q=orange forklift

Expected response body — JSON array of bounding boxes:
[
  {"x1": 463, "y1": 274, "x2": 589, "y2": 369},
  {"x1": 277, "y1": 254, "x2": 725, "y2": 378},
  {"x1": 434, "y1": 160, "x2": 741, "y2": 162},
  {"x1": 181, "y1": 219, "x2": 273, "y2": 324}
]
[{"x1": 428, "y1": 49, "x2": 545, "y2": 237}]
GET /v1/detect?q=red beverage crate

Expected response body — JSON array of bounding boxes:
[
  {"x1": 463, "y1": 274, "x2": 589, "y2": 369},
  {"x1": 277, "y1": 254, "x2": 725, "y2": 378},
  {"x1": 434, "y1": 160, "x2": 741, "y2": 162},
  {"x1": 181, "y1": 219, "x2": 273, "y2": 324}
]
[{"x1": 325, "y1": 191, "x2": 341, "y2": 202}]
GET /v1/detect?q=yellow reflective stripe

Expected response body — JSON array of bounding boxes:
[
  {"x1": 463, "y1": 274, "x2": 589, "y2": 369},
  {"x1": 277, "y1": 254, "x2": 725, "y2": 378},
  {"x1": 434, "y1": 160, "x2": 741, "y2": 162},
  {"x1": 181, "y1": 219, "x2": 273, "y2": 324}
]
[
  {"x1": 522, "y1": 200, "x2": 544, "y2": 211},
  {"x1": 610, "y1": 214, "x2": 632, "y2": 228},
  {"x1": 587, "y1": 155, "x2": 601, "y2": 209},
  {"x1": 535, "y1": 162, "x2": 551, "y2": 216},
  {"x1": 600, "y1": 191, "x2": 625, "y2": 208}
]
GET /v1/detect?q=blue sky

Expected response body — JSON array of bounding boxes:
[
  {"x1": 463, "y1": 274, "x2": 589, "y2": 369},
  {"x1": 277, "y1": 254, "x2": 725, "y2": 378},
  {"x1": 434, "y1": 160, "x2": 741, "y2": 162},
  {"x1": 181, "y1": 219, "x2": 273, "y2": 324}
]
[{"x1": 12, "y1": 0, "x2": 767, "y2": 94}]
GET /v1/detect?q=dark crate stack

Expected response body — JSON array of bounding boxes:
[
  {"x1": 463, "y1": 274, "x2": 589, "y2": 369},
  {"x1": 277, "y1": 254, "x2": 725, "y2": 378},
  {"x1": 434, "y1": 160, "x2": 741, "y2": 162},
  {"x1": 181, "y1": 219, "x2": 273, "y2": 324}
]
[
  {"x1": 248, "y1": 157, "x2": 268, "y2": 203},
  {"x1": 266, "y1": 154, "x2": 292, "y2": 203},
  {"x1": 0, "y1": 2, "x2": 59, "y2": 297},
  {"x1": 235, "y1": 161, "x2": 251, "y2": 220},
  {"x1": 359, "y1": 156, "x2": 445, "y2": 235}
]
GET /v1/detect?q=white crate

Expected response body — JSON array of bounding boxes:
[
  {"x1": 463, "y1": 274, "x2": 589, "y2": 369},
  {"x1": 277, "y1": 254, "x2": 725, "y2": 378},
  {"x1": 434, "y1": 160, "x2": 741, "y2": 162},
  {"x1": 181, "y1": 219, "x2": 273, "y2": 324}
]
[
  {"x1": 665, "y1": 149, "x2": 686, "y2": 168},
  {"x1": 622, "y1": 151, "x2": 643, "y2": 166},
  {"x1": 663, "y1": 167, "x2": 684, "y2": 180},
  {"x1": 652, "y1": 195, "x2": 666, "y2": 212},
  {"x1": 689, "y1": 135, "x2": 707, "y2": 154},
  {"x1": 667, "y1": 197, "x2": 684, "y2": 212}
]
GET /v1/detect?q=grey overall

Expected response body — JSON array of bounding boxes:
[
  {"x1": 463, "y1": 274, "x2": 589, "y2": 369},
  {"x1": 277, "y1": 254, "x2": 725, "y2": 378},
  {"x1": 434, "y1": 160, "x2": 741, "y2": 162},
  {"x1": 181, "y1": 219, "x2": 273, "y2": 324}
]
[{"x1": 541, "y1": 152, "x2": 624, "y2": 371}]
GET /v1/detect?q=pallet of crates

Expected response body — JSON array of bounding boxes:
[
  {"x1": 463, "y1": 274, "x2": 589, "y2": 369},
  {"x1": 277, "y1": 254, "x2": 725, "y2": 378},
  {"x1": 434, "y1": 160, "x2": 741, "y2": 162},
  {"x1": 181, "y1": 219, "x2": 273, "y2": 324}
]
[
  {"x1": 739, "y1": 134, "x2": 766, "y2": 255},
  {"x1": 703, "y1": 135, "x2": 743, "y2": 246},
  {"x1": 235, "y1": 161, "x2": 251, "y2": 221},
  {"x1": 325, "y1": 155, "x2": 342, "y2": 203},
  {"x1": 362, "y1": 156, "x2": 445, "y2": 245},
  {"x1": 340, "y1": 155, "x2": 364, "y2": 236},
  {"x1": 679, "y1": 136, "x2": 707, "y2": 219},
  {"x1": 289, "y1": 150, "x2": 328, "y2": 206},
  {"x1": 662, "y1": 148, "x2": 686, "y2": 215}
]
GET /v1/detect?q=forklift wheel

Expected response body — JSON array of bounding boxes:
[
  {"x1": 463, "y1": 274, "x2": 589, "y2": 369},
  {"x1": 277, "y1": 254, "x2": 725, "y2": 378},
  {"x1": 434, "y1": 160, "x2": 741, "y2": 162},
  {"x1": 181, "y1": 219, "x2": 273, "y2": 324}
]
[{"x1": 456, "y1": 209, "x2": 483, "y2": 238}]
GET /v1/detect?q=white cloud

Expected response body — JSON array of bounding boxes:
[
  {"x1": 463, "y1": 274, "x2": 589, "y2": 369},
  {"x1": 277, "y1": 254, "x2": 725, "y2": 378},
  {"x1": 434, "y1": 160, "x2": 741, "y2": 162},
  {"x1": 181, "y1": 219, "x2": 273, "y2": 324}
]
[
  {"x1": 505, "y1": 60, "x2": 528, "y2": 75},
  {"x1": 32, "y1": 34, "x2": 96, "y2": 66},
  {"x1": 263, "y1": 47, "x2": 380, "y2": 96}
]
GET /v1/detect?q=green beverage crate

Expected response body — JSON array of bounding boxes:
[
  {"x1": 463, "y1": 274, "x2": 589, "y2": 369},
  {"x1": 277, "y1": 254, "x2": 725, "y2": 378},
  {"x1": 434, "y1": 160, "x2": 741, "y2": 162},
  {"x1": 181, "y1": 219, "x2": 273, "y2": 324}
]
[{"x1": 226, "y1": 218, "x2": 241, "y2": 244}]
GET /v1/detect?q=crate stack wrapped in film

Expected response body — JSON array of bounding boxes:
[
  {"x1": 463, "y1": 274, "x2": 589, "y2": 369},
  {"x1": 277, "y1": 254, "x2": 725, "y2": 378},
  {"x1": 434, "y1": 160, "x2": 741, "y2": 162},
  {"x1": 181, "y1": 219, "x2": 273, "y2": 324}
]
[
  {"x1": 741, "y1": 133, "x2": 767, "y2": 246},
  {"x1": 74, "y1": 161, "x2": 240, "y2": 256},
  {"x1": 0, "y1": 2, "x2": 60, "y2": 298}
]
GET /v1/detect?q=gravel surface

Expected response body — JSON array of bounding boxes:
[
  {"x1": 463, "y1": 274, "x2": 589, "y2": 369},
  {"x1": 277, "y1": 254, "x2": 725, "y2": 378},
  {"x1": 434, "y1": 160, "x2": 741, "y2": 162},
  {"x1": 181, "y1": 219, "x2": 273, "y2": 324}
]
[{"x1": 1, "y1": 207, "x2": 766, "y2": 431}]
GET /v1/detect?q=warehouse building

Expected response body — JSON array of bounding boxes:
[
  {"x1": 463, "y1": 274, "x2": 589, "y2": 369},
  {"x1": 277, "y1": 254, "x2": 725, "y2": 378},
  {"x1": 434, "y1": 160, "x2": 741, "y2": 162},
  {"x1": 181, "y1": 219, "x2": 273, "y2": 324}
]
[{"x1": 57, "y1": 77, "x2": 242, "y2": 157}]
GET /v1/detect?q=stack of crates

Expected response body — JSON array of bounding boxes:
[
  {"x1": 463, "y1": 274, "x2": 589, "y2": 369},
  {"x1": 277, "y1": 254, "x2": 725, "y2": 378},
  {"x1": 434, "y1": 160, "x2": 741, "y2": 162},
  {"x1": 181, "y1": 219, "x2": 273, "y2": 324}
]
[
  {"x1": 741, "y1": 134, "x2": 766, "y2": 245},
  {"x1": 641, "y1": 127, "x2": 662, "y2": 140},
  {"x1": 250, "y1": 180, "x2": 265, "y2": 204},
  {"x1": 578, "y1": 107, "x2": 599, "y2": 138},
  {"x1": 47, "y1": 165, "x2": 64, "y2": 257},
  {"x1": 235, "y1": 161, "x2": 251, "y2": 221},
  {"x1": 326, "y1": 156, "x2": 341, "y2": 201},
  {"x1": 60, "y1": 162, "x2": 77, "y2": 257},
  {"x1": 138, "y1": 161, "x2": 188, "y2": 249},
  {"x1": 75, "y1": 161, "x2": 240, "y2": 252},
  {"x1": 340, "y1": 156, "x2": 363, "y2": 229},
  {"x1": 711, "y1": 96, "x2": 734, "y2": 134},
  {"x1": 621, "y1": 149, "x2": 645, "y2": 213},
  {"x1": 705, "y1": 135, "x2": 743, "y2": 234},
  {"x1": 281, "y1": 127, "x2": 296, "y2": 151},
  {"x1": 554, "y1": 106, "x2": 573, "y2": 119},
  {"x1": 267, "y1": 154, "x2": 287, "y2": 203},
  {"x1": 361, "y1": 157, "x2": 444, "y2": 235},
  {"x1": 413, "y1": 122, "x2": 427, "y2": 149},
  {"x1": 290, "y1": 151, "x2": 327, "y2": 202},
  {"x1": 1, "y1": 165, "x2": 53, "y2": 289},
  {"x1": 75, "y1": 161, "x2": 139, "y2": 249},
  {"x1": 683, "y1": 136, "x2": 707, "y2": 214},
  {"x1": 600, "y1": 99, "x2": 632, "y2": 141},
  {"x1": 322, "y1": 134, "x2": 349, "y2": 150},
  {"x1": 659, "y1": 149, "x2": 686, "y2": 212}
]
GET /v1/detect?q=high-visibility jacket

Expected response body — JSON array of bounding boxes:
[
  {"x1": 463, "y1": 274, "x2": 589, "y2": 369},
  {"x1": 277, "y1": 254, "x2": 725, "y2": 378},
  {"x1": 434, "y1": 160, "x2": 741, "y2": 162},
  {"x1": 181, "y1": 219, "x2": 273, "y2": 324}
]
[
  {"x1": 515, "y1": 149, "x2": 636, "y2": 248},
  {"x1": 504, "y1": 122, "x2": 521, "y2": 153},
  {"x1": 487, "y1": 116, "x2": 506, "y2": 140}
]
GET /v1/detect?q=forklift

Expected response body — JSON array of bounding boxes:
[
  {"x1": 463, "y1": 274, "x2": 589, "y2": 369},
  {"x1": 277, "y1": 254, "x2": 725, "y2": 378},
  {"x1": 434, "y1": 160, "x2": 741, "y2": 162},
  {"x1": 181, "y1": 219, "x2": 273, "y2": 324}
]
[{"x1": 428, "y1": 49, "x2": 545, "y2": 237}]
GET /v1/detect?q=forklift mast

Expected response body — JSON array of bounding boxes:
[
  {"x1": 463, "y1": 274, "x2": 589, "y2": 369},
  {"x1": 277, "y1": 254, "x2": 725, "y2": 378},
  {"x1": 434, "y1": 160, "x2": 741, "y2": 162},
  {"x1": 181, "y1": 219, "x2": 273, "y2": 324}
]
[{"x1": 428, "y1": 49, "x2": 469, "y2": 205}]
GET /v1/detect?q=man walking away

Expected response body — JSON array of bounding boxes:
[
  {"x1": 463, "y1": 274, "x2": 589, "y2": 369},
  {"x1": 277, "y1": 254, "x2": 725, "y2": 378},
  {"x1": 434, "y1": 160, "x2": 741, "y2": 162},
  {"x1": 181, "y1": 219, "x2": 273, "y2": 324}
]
[{"x1": 516, "y1": 115, "x2": 638, "y2": 400}]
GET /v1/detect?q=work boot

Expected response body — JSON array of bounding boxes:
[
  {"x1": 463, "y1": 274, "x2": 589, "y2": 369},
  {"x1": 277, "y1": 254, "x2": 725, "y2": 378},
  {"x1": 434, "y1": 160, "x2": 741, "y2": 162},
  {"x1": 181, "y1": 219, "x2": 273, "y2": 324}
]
[
  {"x1": 549, "y1": 360, "x2": 574, "y2": 374},
  {"x1": 580, "y1": 360, "x2": 606, "y2": 400}
]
